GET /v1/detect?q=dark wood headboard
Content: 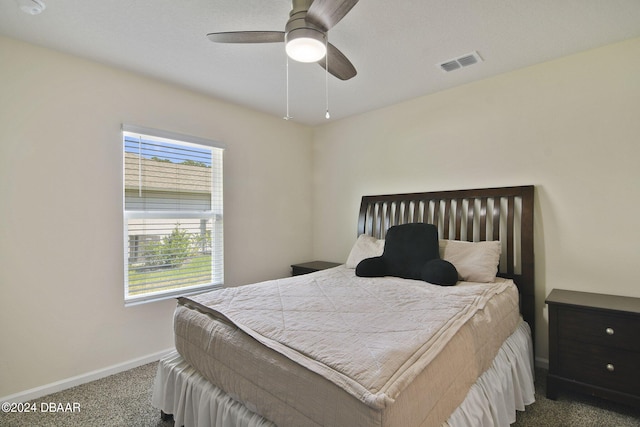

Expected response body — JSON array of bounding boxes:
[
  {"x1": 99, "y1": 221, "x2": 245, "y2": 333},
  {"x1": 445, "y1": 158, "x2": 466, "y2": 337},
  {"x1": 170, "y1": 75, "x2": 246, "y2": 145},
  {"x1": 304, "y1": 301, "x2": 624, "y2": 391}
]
[{"x1": 357, "y1": 185, "x2": 535, "y2": 341}]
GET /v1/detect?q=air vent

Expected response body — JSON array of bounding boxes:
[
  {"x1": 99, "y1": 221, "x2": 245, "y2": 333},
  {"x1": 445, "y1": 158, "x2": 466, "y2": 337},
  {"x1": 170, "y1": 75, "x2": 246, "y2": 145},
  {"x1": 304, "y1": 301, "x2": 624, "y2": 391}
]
[{"x1": 439, "y1": 51, "x2": 483, "y2": 73}]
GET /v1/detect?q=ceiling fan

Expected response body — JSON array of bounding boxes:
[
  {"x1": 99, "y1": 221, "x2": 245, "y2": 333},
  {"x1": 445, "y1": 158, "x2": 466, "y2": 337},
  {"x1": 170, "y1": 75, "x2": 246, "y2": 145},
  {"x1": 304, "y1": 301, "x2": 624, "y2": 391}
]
[{"x1": 207, "y1": 0, "x2": 358, "y2": 80}]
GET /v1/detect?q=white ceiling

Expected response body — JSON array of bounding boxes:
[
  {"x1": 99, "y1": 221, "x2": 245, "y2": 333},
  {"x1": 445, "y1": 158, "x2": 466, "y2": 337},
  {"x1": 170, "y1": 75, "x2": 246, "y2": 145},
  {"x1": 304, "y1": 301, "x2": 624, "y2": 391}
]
[{"x1": 2, "y1": 0, "x2": 640, "y2": 125}]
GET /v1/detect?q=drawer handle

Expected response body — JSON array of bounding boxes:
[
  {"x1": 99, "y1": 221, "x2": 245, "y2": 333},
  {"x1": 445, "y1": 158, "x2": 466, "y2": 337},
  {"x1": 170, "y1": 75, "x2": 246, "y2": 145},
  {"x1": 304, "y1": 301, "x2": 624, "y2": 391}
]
[
  {"x1": 605, "y1": 327, "x2": 615, "y2": 335},
  {"x1": 606, "y1": 364, "x2": 615, "y2": 372}
]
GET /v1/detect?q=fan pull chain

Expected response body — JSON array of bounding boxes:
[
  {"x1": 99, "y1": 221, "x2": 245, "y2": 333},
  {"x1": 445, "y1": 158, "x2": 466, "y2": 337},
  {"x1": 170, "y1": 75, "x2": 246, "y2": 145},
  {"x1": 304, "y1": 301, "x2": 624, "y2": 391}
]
[
  {"x1": 284, "y1": 55, "x2": 292, "y2": 120},
  {"x1": 325, "y1": 35, "x2": 330, "y2": 119}
]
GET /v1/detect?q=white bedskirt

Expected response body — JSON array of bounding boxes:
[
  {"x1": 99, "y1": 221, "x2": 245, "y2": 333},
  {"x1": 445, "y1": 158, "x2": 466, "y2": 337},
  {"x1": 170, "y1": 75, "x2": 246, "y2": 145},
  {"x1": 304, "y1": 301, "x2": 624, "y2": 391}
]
[
  {"x1": 153, "y1": 321, "x2": 535, "y2": 427},
  {"x1": 445, "y1": 320, "x2": 535, "y2": 426}
]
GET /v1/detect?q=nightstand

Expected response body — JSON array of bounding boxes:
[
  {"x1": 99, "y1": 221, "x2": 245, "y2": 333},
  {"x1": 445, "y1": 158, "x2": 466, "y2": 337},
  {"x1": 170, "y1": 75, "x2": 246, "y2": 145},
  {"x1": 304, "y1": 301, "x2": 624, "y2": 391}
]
[
  {"x1": 291, "y1": 261, "x2": 341, "y2": 276},
  {"x1": 546, "y1": 289, "x2": 640, "y2": 407}
]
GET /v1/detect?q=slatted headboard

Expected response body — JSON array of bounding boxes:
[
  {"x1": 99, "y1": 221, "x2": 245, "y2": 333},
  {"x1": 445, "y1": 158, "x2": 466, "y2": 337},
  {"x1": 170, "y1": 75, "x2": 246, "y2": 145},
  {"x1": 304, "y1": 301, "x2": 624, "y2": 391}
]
[{"x1": 357, "y1": 185, "x2": 535, "y2": 341}]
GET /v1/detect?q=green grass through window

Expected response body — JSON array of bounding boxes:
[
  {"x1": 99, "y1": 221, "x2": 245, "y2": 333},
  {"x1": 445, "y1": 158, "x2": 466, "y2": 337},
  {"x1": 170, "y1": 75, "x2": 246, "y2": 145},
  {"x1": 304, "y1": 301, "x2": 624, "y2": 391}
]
[{"x1": 128, "y1": 255, "x2": 212, "y2": 295}]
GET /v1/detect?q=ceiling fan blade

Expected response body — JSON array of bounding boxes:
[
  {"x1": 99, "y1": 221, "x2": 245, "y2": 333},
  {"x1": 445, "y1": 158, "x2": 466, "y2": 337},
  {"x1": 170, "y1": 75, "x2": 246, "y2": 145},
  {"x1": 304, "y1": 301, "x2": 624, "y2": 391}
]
[
  {"x1": 318, "y1": 43, "x2": 356, "y2": 80},
  {"x1": 207, "y1": 31, "x2": 285, "y2": 44},
  {"x1": 306, "y1": 0, "x2": 359, "y2": 31}
]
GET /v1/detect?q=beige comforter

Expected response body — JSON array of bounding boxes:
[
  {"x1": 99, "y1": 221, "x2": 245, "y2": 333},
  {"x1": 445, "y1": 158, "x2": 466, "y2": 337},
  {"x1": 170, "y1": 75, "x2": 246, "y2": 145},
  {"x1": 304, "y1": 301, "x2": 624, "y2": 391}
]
[{"x1": 179, "y1": 266, "x2": 517, "y2": 411}]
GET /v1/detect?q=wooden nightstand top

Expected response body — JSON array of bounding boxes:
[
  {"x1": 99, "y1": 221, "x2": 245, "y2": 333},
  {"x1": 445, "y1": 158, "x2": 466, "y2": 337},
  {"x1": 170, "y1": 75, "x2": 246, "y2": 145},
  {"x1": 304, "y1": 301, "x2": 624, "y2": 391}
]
[
  {"x1": 546, "y1": 289, "x2": 640, "y2": 315},
  {"x1": 291, "y1": 261, "x2": 342, "y2": 271},
  {"x1": 291, "y1": 261, "x2": 342, "y2": 276}
]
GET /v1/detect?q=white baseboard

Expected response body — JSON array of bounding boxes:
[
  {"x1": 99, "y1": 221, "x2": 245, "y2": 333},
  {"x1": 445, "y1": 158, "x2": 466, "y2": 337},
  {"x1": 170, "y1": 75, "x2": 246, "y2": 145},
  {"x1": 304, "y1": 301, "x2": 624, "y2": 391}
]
[
  {"x1": 535, "y1": 356, "x2": 549, "y2": 370},
  {"x1": 1, "y1": 348, "x2": 175, "y2": 403}
]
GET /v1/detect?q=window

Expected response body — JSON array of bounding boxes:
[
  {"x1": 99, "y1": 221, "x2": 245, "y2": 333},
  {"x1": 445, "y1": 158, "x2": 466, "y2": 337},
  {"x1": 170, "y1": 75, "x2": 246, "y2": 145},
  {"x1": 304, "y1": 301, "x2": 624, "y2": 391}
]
[{"x1": 122, "y1": 125, "x2": 224, "y2": 305}]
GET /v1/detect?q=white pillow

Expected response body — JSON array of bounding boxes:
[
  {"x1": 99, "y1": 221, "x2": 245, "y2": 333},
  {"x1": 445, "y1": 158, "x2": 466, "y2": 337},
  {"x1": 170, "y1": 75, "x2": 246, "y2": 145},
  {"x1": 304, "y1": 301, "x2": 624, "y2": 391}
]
[
  {"x1": 439, "y1": 239, "x2": 502, "y2": 283},
  {"x1": 346, "y1": 234, "x2": 385, "y2": 268}
]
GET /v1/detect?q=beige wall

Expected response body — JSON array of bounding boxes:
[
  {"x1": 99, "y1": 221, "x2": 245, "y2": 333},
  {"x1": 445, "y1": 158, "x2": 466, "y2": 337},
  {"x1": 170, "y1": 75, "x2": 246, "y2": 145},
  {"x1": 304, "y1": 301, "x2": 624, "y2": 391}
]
[
  {"x1": 311, "y1": 37, "x2": 640, "y2": 363},
  {"x1": 2, "y1": 33, "x2": 639, "y2": 398},
  {"x1": 0, "y1": 36, "x2": 313, "y2": 397}
]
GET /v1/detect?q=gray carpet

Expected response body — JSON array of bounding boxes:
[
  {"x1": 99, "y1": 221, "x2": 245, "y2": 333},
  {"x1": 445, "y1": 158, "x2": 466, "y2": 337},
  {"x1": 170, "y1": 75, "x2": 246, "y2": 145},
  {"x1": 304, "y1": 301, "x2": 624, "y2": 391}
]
[
  {"x1": 1, "y1": 364, "x2": 638, "y2": 426},
  {"x1": 513, "y1": 369, "x2": 640, "y2": 427},
  {"x1": 0, "y1": 362, "x2": 172, "y2": 427}
]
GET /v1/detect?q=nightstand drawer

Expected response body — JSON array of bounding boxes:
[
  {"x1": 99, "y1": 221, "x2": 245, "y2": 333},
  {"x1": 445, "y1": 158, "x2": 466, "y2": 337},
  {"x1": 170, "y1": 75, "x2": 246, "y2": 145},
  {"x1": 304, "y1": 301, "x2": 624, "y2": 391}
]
[
  {"x1": 558, "y1": 308, "x2": 640, "y2": 352},
  {"x1": 558, "y1": 340, "x2": 640, "y2": 396}
]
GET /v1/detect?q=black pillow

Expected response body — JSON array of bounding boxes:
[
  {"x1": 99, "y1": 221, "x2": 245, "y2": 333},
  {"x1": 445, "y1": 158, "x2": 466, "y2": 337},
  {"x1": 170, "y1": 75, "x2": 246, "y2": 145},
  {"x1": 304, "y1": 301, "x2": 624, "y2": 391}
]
[
  {"x1": 356, "y1": 223, "x2": 440, "y2": 281},
  {"x1": 421, "y1": 259, "x2": 458, "y2": 286},
  {"x1": 382, "y1": 223, "x2": 440, "y2": 280},
  {"x1": 355, "y1": 256, "x2": 386, "y2": 277}
]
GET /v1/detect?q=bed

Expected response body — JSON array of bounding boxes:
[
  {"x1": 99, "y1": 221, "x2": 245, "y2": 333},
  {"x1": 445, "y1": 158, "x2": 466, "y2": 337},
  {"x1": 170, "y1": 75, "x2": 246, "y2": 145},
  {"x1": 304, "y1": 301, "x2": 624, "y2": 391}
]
[{"x1": 153, "y1": 185, "x2": 536, "y2": 427}]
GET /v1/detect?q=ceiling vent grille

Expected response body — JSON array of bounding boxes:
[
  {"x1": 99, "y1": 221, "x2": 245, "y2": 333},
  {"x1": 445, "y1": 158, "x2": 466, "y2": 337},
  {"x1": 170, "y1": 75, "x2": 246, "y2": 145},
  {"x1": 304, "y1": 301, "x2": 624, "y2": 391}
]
[{"x1": 439, "y1": 51, "x2": 483, "y2": 72}]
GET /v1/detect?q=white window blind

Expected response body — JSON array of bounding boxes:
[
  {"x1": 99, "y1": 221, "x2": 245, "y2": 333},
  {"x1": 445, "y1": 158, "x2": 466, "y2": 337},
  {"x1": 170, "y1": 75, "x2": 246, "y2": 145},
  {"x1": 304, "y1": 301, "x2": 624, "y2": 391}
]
[{"x1": 122, "y1": 125, "x2": 224, "y2": 305}]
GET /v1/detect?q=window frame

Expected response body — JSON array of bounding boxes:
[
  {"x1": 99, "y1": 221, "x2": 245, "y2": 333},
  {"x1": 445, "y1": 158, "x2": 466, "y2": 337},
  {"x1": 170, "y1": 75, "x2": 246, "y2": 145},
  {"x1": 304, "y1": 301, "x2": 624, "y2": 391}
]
[{"x1": 122, "y1": 124, "x2": 225, "y2": 306}]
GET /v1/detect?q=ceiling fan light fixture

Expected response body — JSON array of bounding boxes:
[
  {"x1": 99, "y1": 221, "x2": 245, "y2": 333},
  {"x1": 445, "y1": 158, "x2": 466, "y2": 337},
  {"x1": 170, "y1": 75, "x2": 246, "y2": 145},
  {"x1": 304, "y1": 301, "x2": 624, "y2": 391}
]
[{"x1": 285, "y1": 27, "x2": 327, "y2": 63}]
